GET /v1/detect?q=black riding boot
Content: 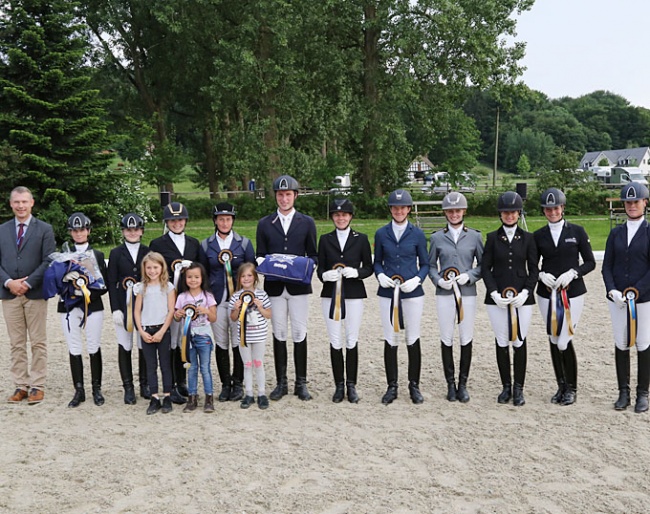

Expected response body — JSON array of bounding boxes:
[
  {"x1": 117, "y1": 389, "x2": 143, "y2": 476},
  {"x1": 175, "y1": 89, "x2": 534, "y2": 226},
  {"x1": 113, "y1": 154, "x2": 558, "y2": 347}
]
[
  {"x1": 407, "y1": 339, "x2": 424, "y2": 404},
  {"x1": 382, "y1": 341, "x2": 398, "y2": 404},
  {"x1": 496, "y1": 341, "x2": 512, "y2": 404},
  {"x1": 441, "y1": 342, "x2": 457, "y2": 402},
  {"x1": 270, "y1": 337, "x2": 288, "y2": 401},
  {"x1": 346, "y1": 345, "x2": 359, "y2": 403},
  {"x1": 89, "y1": 349, "x2": 105, "y2": 406},
  {"x1": 614, "y1": 348, "x2": 631, "y2": 410},
  {"x1": 118, "y1": 346, "x2": 136, "y2": 405},
  {"x1": 513, "y1": 340, "x2": 527, "y2": 406},
  {"x1": 214, "y1": 346, "x2": 232, "y2": 402},
  {"x1": 560, "y1": 342, "x2": 577, "y2": 406},
  {"x1": 457, "y1": 342, "x2": 472, "y2": 403},
  {"x1": 635, "y1": 348, "x2": 650, "y2": 413},
  {"x1": 549, "y1": 340, "x2": 566, "y2": 404},
  {"x1": 138, "y1": 349, "x2": 150, "y2": 399},
  {"x1": 175, "y1": 346, "x2": 189, "y2": 397},
  {"x1": 330, "y1": 346, "x2": 345, "y2": 403},
  {"x1": 294, "y1": 338, "x2": 312, "y2": 401},
  {"x1": 170, "y1": 347, "x2": 187, "y2": 404},
  {"x1": 68, "y1": 353, "x2": 85, "y2": 408},
  {"x1": 229, "y1": 348, "x2": 244, "y2": 401}
]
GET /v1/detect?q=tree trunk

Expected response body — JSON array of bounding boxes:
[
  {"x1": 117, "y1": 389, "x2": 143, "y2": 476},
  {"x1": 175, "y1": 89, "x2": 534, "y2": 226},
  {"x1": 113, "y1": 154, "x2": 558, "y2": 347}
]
[{"x1": 362, "y1": 3, "x2": 381, "y2": 195}]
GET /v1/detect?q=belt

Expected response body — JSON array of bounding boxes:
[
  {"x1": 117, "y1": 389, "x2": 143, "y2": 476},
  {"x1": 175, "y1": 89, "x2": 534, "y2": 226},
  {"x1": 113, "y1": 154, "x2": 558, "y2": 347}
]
[{"x1": 143, "y1": 324, "x2": 164, "y2": 332}]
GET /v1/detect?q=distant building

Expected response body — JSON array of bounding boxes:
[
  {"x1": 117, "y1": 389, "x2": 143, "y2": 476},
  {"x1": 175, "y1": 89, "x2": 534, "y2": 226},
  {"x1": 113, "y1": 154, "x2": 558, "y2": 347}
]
[
  {"x1": 580, "y1": 146, "x2": 650, "y2": 174},
  {"x1": 407, "y1": 156, "x2": 435, "y2": 182}
]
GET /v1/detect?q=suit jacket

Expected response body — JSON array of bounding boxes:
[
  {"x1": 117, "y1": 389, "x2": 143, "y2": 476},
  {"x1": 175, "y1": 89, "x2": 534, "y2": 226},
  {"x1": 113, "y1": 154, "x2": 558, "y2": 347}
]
[
  {"x1": 203, "y1": 231, "x2": 255, "y2": 304},
  {"x1": 0, "y1": 216, "x2": 56, "y2": 300},
  {"x1": 534, "y1": 221, "x2": 595, "y2": 299},
  {"x1": 373, "y1": 222, "x2": 430, "y2": 299},
  {"x1": 256, "y1": 210, "x2": 318, "y2": 296},
  {"x1": 107, "y1": 243, "x2": 150, "y2": 315},
  {"x1": 602, "y1": 220, "x2": 650, "y2": 303},
  {"x1": 482, "y1": 226, "x2": 538, "y2": 305},
  {"x1": 57, "y1": 245, "x2": 108, "y2": 313},
  {"x1": 428, "y1": 225, "x2": 484, "y2": 297},
  {"x1": 317, "y1": 229, "x2": 373, "y2": 299},
  {"x1": 149, "y1": 232, "x2": 208, "y2": 279}
]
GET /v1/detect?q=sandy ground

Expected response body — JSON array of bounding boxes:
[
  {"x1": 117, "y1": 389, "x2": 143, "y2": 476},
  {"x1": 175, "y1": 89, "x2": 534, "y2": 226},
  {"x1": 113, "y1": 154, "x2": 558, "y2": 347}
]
[{"x1": 1, "y1": 262, "x2": 650, "y2": 514}]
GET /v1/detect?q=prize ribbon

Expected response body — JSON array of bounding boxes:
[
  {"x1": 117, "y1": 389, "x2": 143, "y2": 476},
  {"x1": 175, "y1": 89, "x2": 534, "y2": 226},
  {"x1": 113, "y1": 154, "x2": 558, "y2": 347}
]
[{"x1": 390, "y1": 275, "x2": 404, "y2": 333}]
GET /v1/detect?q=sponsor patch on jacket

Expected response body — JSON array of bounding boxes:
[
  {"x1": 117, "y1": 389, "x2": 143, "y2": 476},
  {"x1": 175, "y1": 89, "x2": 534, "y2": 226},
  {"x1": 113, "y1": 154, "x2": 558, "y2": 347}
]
[{"x1": 564, "y1": 237, "x2": 577, "y2": 244}]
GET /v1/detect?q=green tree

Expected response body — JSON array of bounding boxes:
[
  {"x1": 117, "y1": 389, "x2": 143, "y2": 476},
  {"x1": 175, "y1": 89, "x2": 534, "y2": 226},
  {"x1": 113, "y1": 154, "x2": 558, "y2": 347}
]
[
  {"x1": 0, "y1": 0, "x2": 116, "y2": 240},
  {"x1": 516, "y1": 153, "x2": 531, "y2": 176}
]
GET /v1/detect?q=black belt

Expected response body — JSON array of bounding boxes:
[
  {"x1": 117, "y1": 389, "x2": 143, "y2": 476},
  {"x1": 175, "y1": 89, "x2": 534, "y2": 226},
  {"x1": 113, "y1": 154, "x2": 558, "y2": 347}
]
[{"x1": 143, "y1": 324, "x2": 164, "y2": 333}]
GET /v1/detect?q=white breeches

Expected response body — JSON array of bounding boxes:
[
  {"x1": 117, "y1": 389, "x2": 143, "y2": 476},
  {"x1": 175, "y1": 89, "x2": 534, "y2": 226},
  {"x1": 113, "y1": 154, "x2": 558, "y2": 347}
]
[
  {"x1": 436, "y1": 294, "x2": 476, "y2": 347},
  {"x1": 270, "y1": 291, "x2": 309, "y2": 342},
  {"x1": 537, "y1": 295, "x2": 585, "y2": 351},
  {"x1": 487, "y1": 304, "x2": 533, "y2": 348},
  {"x1": 608, "y1": 301, "x2": 650, "y2": 351},
  {"x1": 114, "y1": 321, "x2": 142, "y2": 351},
  {"x1": 320, "y1": 298, "x2": 364, "y2": 350},
  {"x1": 379, "y1": 296, "x2": 424, "y2": 346},
  {"x1": 211, "y1": 301, "x2": 238, "y2": 350},
  {"x1": 61, "y1": 309, "x2": 104, "y2": 356}
]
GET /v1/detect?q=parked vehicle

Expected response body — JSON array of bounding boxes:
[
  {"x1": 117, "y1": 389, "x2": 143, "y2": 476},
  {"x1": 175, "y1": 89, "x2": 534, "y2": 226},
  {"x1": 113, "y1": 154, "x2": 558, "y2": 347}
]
[
  {"x1": 425, "y1": 172, "x2": 476, "y2": 195},
  {"x1": 593, "y1": 166, "x2": 648, "y2": 186}
]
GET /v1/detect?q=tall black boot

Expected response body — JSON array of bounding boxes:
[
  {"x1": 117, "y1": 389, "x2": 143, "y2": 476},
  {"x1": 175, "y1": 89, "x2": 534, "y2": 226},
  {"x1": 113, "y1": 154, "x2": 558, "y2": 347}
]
[
  {"x1": 68, "y1": 353, "x2": 85, "y2": 408},
  {"x1": 330, "y1": 346, "x2": 345, "y2": 403},
  {"x1": 170, "y1": 347, "x2": 187, "y2": 404},
  {"x1": 441, "y1": 342, "x2": 456, "y2": 402},
  {"x1": 346, "y1": 346, "x2": 359, "y2": 404},
  {"x1": 270, "y1": 337, "x2": 288, "y2": 401},
  {"x1": 549, "y1": 340, "x2": 566, "y2": 404},
  {"x1": 175, "y1": 346, "x2": 189, "y2": 397},
  {"x1": 457, "y1": 342, "x2": 472, "y2": 403},
  {"x1": 635, "y1": 348, "x2": 650, "y2": 413},
  {"x1": 89, "y1": 349, "x2": 105, "y2": 406},
  {"x1": 229, "y1": 348, "x2": 244, "y2": 401},
  {"x1": 214, "y1": 346, "x2": 232, "y2": 402},
  {"x1": 513, "y1": 340, "x2": 527, "y2": 407},
  {"x1": 614, "y1": 348, "x2": 631, "y2": 410},
  {"x1": 118, "y1": 346, "x2": 136, "y2": 405},
  {"x1": 496, "y1": 341, "x2": 512, "y2": 404},
  {"x1": 382, "y1": 341, "x2": 398, "y2": 404},
  {"x1": 560, "y1": 342, "x2": 577, "y2": 406},
  {"x1": 407, "y1": 339, "x2": 424, "y2": 404},
  {"x1": 138, "y1": 349, "x2": 150, "y2": 399},
  {"x1": 294, "y1": 338, "x2": 312, "y2": 401}
]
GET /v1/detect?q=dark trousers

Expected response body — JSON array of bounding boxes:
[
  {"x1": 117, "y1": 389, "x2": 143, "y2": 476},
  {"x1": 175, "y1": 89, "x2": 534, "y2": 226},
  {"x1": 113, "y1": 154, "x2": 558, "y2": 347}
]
[{"x1": 141, "y1": 328, "x2": 172, "y2": 395}]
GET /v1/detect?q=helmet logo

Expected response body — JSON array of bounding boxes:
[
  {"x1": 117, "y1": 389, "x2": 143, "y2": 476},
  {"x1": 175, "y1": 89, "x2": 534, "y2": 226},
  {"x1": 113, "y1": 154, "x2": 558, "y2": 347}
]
[
  {"x1": 545, "y1": 192, "x2": 556, "y2": 205},
  {"x1": 169, "y1": 203, "x2": 184, "y2": 216},
  {"x1": 396, "y1": 192, "x2": 403, "y2": 200},
  {"x1": 279, "y1": 178, "x2": 288, "y2": 190},
  {"x1": 626, "y1": 187, "x2": 638, "y2": 200},
  {"x1": 71, "y1": 216, "x2": 83, "y2": 229},
  {"x1": 125, "y1": 215, "x2": 137, "y2": 228},
  {"x1": 449, "y1": 194, "x2": 460, "y2": 206}
]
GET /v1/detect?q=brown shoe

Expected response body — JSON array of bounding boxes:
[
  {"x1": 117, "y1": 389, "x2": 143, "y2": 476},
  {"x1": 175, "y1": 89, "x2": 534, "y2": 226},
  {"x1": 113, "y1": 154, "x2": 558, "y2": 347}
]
[
  {"x1": 204, "y1": 394, "x2": 214, "y2": 413},
  {"x1": 8, "y1": 388, "x2": 28, "y2": 403},
  {"x1": 27, "y1": 388, "x2": 44, "y2": 404}
]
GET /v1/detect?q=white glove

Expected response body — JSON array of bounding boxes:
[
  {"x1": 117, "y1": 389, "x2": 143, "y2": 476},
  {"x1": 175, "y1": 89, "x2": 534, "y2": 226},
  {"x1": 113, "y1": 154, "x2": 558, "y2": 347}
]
[
  {"x1": 63, "y1": 271, "x2": 80, "y2": 282},
  {"x1": 437, "y1": 278, "x2": 453, "y2": 291},
  {"x1": 256, "y1": 256, "x2": 265, "y2": 266},
  {"x1": 322, "y1": 270, "x2": 340, "y2": 282},
  {"x1": 556, "y1": 269, "x2": 578, "y2": 289},
  {"x1": 112, "y1": 310, "x2": 124, "y2": 326},
  {"x1": 490, "y1": 291, "x2": 511, "y2": 309},
  {"x1": 181, "y1": 259, "x2": 193, "y2": 268},
  {"x1": 456, "y1": 273, "x2": 470, "y2": 286},
  {"x1": 400, "y1": 277, "x2": 421, "y2": 293},
  {"x1": 538, "y1": 272, "x2": 557, "y2": 289},
  {"x1": 609, "y1": 290, "x2": 626, "y2": 309},
  {"x1": 341, "y1": 267, "x2": 359, "y2": 279},
  {"x1": 510, "y1": 289, "x2": 529, "y2": 308},
  {"x1": 377, "y1": 273, "x2": 395, "y2": 289}
]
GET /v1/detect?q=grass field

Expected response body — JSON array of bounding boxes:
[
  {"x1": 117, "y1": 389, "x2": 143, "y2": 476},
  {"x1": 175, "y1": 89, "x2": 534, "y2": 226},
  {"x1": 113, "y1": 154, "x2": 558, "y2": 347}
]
[{"x1": 94, "y1": 214, "x2": 614, "y2": 254}]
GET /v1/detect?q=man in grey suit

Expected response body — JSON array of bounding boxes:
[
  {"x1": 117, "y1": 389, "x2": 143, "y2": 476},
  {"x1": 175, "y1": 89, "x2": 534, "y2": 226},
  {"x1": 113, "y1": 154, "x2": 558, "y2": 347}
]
[{"x1": 0, "y1": 186, "x2": 56, "y2": 404}]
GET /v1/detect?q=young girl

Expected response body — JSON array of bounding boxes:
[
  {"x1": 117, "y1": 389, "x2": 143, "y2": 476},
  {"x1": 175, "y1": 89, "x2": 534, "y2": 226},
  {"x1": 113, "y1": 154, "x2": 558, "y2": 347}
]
[
  {"x1": 134, "y1": 252, "x2": 176, "y2": 415},
  {"x1": 174, "y1": 262, "x2": 217, "y2": 413},
  {"x1": 229, "y1": 263, "x2": 272, "y2": 409}
]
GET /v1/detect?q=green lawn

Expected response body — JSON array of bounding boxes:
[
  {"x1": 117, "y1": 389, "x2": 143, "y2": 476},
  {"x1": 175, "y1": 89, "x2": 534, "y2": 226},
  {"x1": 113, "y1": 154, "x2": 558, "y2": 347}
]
[{"x1": 95, "y1": 214, "x2": 613, "y2": 254}]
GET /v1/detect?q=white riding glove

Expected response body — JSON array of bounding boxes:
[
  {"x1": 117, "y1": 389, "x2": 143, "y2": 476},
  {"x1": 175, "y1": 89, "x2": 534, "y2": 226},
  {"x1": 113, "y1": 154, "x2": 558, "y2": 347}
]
[
  {"x1": 510, "y1": 289, "x2": 529, "y2": 308},
  {"x1": 437, "y1": 278, "x2": 453, "y2": 291},
  {"x1": 538, "y1": 272, "x2": 557, "y2": 289},
  {"x1": 400, "y1": 277, "x2": 421, "y2": 293},
  {"x1": 456, "y1": 273, "x2": 470, "y2": 286},
  {"x1": 341, "y1": 267, "x2": 359, "y2": 279},
  {"x1": 609, "y1": 290, "x2": 627, "y2": 309},
  {"x1": 256, "y1": 256, "x2": 265, "y2": 266},
  {"x1": 556, "y1": 269, "x2": 579, "y2": 289},
  {"x1": 377, "y1": 273, "x2": 395, "y2": 289},
  {"x1": 112, "y1": 310, "x2": 125, "y2": 326},
  {"x1": 490, "y1": 291, "x2": 511, "y2": 309},
  {"x1": 322, "y1": 270, "x2": 340, "y2": 282},
  {"x1": 63, "y1": 271, "x2": 80, "y2": 282}
]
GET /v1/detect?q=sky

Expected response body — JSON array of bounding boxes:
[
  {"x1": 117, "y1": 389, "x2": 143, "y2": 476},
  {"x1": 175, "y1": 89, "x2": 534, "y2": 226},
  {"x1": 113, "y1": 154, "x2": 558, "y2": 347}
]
[{"x1": 513, "y1": 0, "x2": 650, "y2": 108}]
